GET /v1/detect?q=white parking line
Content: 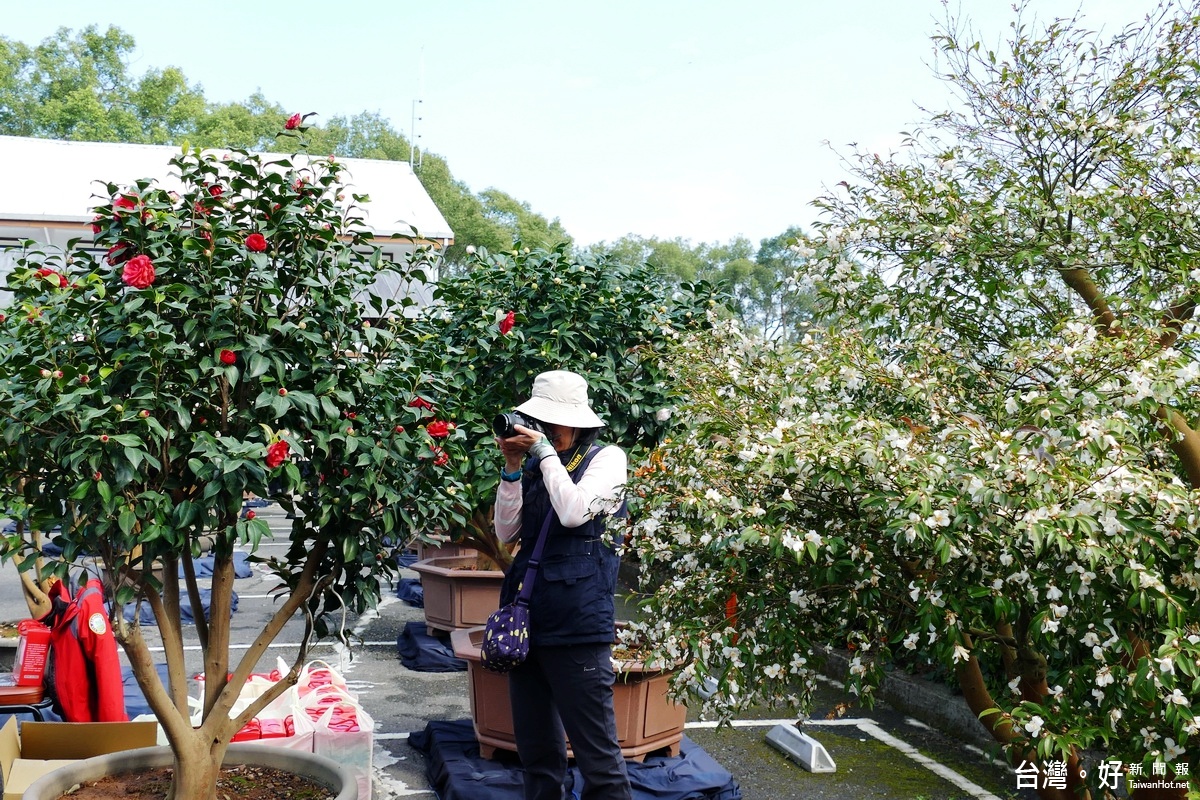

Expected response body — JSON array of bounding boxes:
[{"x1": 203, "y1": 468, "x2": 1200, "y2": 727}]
[{"x1": 686, "y1": 717, "x2": 1002, "y2": 800}]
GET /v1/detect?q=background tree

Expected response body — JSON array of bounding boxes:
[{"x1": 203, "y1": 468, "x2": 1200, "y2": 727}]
[
  {"x1": 588, "y1": 231, "x2": 817, "y2": 339},
  {"x1": 630, "y1": 3, "x2": 1200, "y2": 799}
]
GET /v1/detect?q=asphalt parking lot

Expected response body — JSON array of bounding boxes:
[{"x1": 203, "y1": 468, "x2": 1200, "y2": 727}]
[{"x1": 0, "y1": 504, "x2": 1030, "y2": 799}]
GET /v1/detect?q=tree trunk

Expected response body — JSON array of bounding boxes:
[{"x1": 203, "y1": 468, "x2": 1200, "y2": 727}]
[
  {"x1": 165, "y1": 733, "x2": 228, "y2": 800},
  {"x1": 954, "y1": 637, "x2": 1086, "y2": 800}
]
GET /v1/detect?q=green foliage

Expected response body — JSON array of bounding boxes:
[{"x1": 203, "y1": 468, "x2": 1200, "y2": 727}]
[
  {"x1": 629, "y1": 1, "x2": 1200, "y2": 793},
  {"x1": 395, "y1": 242, "x2": 721, "y2": 560}
]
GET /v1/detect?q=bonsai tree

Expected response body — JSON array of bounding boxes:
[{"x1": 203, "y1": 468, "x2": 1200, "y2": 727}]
[
  {"x1": 629, "y1": 4, "x2": 1200, "y2": 800},
  {"x1": 0, "y1": 120, "x2": 466, "y2": 799},
  {"x1": 394, "y1": 242, "x2": 719, "y2": 569}
]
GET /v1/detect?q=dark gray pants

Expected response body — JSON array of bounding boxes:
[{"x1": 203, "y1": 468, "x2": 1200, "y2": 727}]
[{"x1": 508, "y1": 643, "x2": 633, "y2": 800}]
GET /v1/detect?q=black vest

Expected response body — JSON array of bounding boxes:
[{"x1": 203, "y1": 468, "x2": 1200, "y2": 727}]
[{"x1": 498, "y1": 445, "x2": 624, "y2": 646}]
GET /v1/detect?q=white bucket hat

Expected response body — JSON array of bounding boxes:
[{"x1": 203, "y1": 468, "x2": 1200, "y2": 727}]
[{"x1": 515, "y1": 370, "x2": 605, "y2": 429}]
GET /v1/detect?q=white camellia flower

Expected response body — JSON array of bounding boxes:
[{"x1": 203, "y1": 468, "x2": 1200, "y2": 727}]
[{"x1": 1024, "y1": 716, "x2": 1044, "y2": 737}]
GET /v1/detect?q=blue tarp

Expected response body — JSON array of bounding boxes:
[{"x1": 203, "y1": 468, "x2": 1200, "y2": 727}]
[
  {"x1": 397, "y1": 621, "x2": 466, "y2": 672},
  {"x1": 122, "y1": 662, "x2": 171, "y2": 719},
  {"x1": 122, "y1": 588, "x2": 239, "y2": 624},
  {"x1": 181, "y1": 551, "x2": 254, "y2": 578},
  {"x1": 408, "y1": 719, "x2": 742, "y2": 800}
]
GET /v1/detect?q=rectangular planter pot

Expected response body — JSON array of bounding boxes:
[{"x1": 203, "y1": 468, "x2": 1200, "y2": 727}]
[
  {"x1": 410, "y1": 556, "x2": 504, "y2": 633},
  {"x1": 413, "y1": 540, "x2": 476, "y2": 562},
  {"x1": 450, "y1": 625, "x2": 688, "y2": 762}
]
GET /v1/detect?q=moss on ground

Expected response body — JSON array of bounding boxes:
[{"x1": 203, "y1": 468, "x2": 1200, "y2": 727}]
[{"x1": 685, "y1": 723, "x2": 1025, "y2": 800}]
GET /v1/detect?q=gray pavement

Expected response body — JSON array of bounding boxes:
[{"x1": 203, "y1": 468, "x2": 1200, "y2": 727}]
[{"x1": 0, "y1": 505, "x2": 1031, "y2": 800}]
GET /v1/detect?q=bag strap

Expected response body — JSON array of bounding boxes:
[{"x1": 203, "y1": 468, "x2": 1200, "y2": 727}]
[
  {"x1": 513, "y1": 445, "x2": 600, "y2": 607},
  {"x1": 513, "y1": 510, "x2": 554, "y2": 607}
]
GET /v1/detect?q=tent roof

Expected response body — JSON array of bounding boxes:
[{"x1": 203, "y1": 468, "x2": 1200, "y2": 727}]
[{"x1": 0, "y1": 135, "x2": 453, "y2": 243}]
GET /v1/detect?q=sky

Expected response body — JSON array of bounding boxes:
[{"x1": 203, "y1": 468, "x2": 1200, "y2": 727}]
[{"x1": 4, "y1": 1, "x2": 1166, "y2": 248}]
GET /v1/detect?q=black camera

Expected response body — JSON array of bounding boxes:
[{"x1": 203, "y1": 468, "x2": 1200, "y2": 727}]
[{"x1": 492, "y1": 411, "x2": 544, "y2": 439}]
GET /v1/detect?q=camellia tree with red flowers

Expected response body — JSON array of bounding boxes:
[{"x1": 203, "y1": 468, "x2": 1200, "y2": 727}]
[
  {"x1": 0, "y1": 119, "x2": 466, "y2": 799},
  {"x1": 394, "y1": 242, "x2": 720, "y2": 569}
]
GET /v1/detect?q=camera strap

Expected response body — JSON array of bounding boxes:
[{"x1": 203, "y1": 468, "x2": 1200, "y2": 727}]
[{"x1": 563, "y1": 444, "x2": 588, "y2": 473}]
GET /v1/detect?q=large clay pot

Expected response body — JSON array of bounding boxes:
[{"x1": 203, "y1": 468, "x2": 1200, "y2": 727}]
[
  {"x1": 450, "y1": 625, "x2": 688, "y2": 762},
  {"x1": 411, "y1": 555, "x2": 504, "y2": 633},
  {"x1": 22, "y1": 743, "x2": 356, "y2": 800}
]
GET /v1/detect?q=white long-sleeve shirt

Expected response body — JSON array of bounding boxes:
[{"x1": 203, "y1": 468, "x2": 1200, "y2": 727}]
[{"x1": 494, "y1": 446, "x2": 628, "y2": 543}]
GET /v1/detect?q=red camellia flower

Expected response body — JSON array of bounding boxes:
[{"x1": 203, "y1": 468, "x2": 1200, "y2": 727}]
[
  {"x1": 499, "y1": 310, "x2": 515, "y2": 335},
  {"x1": 91, "y1": 215, "x2": 104, "y2": 234},
  {"x1": 285, "y1": 113, "x2": 302, "y2": 130},
  {"x1": 265, "y1": 440, "x2": 290, "y2": 469},
  {"x1": 113, "y1": 195, "x2": 138, "y2": 216},
  {"x1": 36, "y1": 268, "x2": 68, "y2": 288},
  {"x1": 106, "y1": 244, "x2": 130, "y2": 265},
  {"x1": 408, "y1": 397, "x2": 434, "y2": 411},
  {"x1": 246, "y1": 233, "x2": 268, "y2": 252},
  {"x1": 121, "y1": 254, "x2": 156, "y2": 289},
  {"x1": 208, "y1": 185, "x2": 223, "y2": 198},
  {"x1": 245, "y1": 510, "x2": 256, "y2": 520},
  {"x1": 426, "y1": 420, "x2": 456, "y2": 438},
  {"x1": 431, "y1": 447, "x2": 450, "y2": 467},
  {"x1": 219, "y1": 349, "x2": 237, "y2": 365}
]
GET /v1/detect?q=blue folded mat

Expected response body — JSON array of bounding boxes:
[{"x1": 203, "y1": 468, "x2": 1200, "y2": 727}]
[
  {"x1": 396, "y1": 577, "x2": 424, "y2": 607},
  {"x1": 408, "y1": 719, "x2": 741, "y2": 800},
  {"x1": 397, "y1": 621, "x2": 466, "y2": 672}
]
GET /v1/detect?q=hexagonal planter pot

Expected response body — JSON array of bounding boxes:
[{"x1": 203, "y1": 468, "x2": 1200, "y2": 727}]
[
  {"x1": 450, "y1": 625, "x2": 688, "y2": 761},
  {"x1": 410, "y1": 556, "x2": 504, "y2": 633}
]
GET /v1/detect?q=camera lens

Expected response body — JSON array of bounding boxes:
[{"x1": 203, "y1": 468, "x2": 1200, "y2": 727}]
[{"x1": 492, "y1": 413, "x2": 516, "y2": 438}]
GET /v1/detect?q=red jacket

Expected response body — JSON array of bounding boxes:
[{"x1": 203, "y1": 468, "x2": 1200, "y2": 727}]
[{"x1": 40, "y1": 578, "x2": 127, "y2": 722}]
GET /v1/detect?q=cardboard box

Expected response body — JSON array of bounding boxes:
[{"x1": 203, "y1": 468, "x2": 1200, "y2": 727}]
[{"x1": 0, "y1": 717, "x2": 158, "y2": 800}]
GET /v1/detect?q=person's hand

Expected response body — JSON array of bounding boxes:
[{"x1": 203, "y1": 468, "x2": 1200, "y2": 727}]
[{"x1": 495, "y1": 424, "x2": 553, "y2": 469}]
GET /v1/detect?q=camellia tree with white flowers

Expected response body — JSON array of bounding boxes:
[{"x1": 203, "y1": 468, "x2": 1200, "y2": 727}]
[{"x1": 628, "y1": 4, "x2": 1200, "y2": 799}]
